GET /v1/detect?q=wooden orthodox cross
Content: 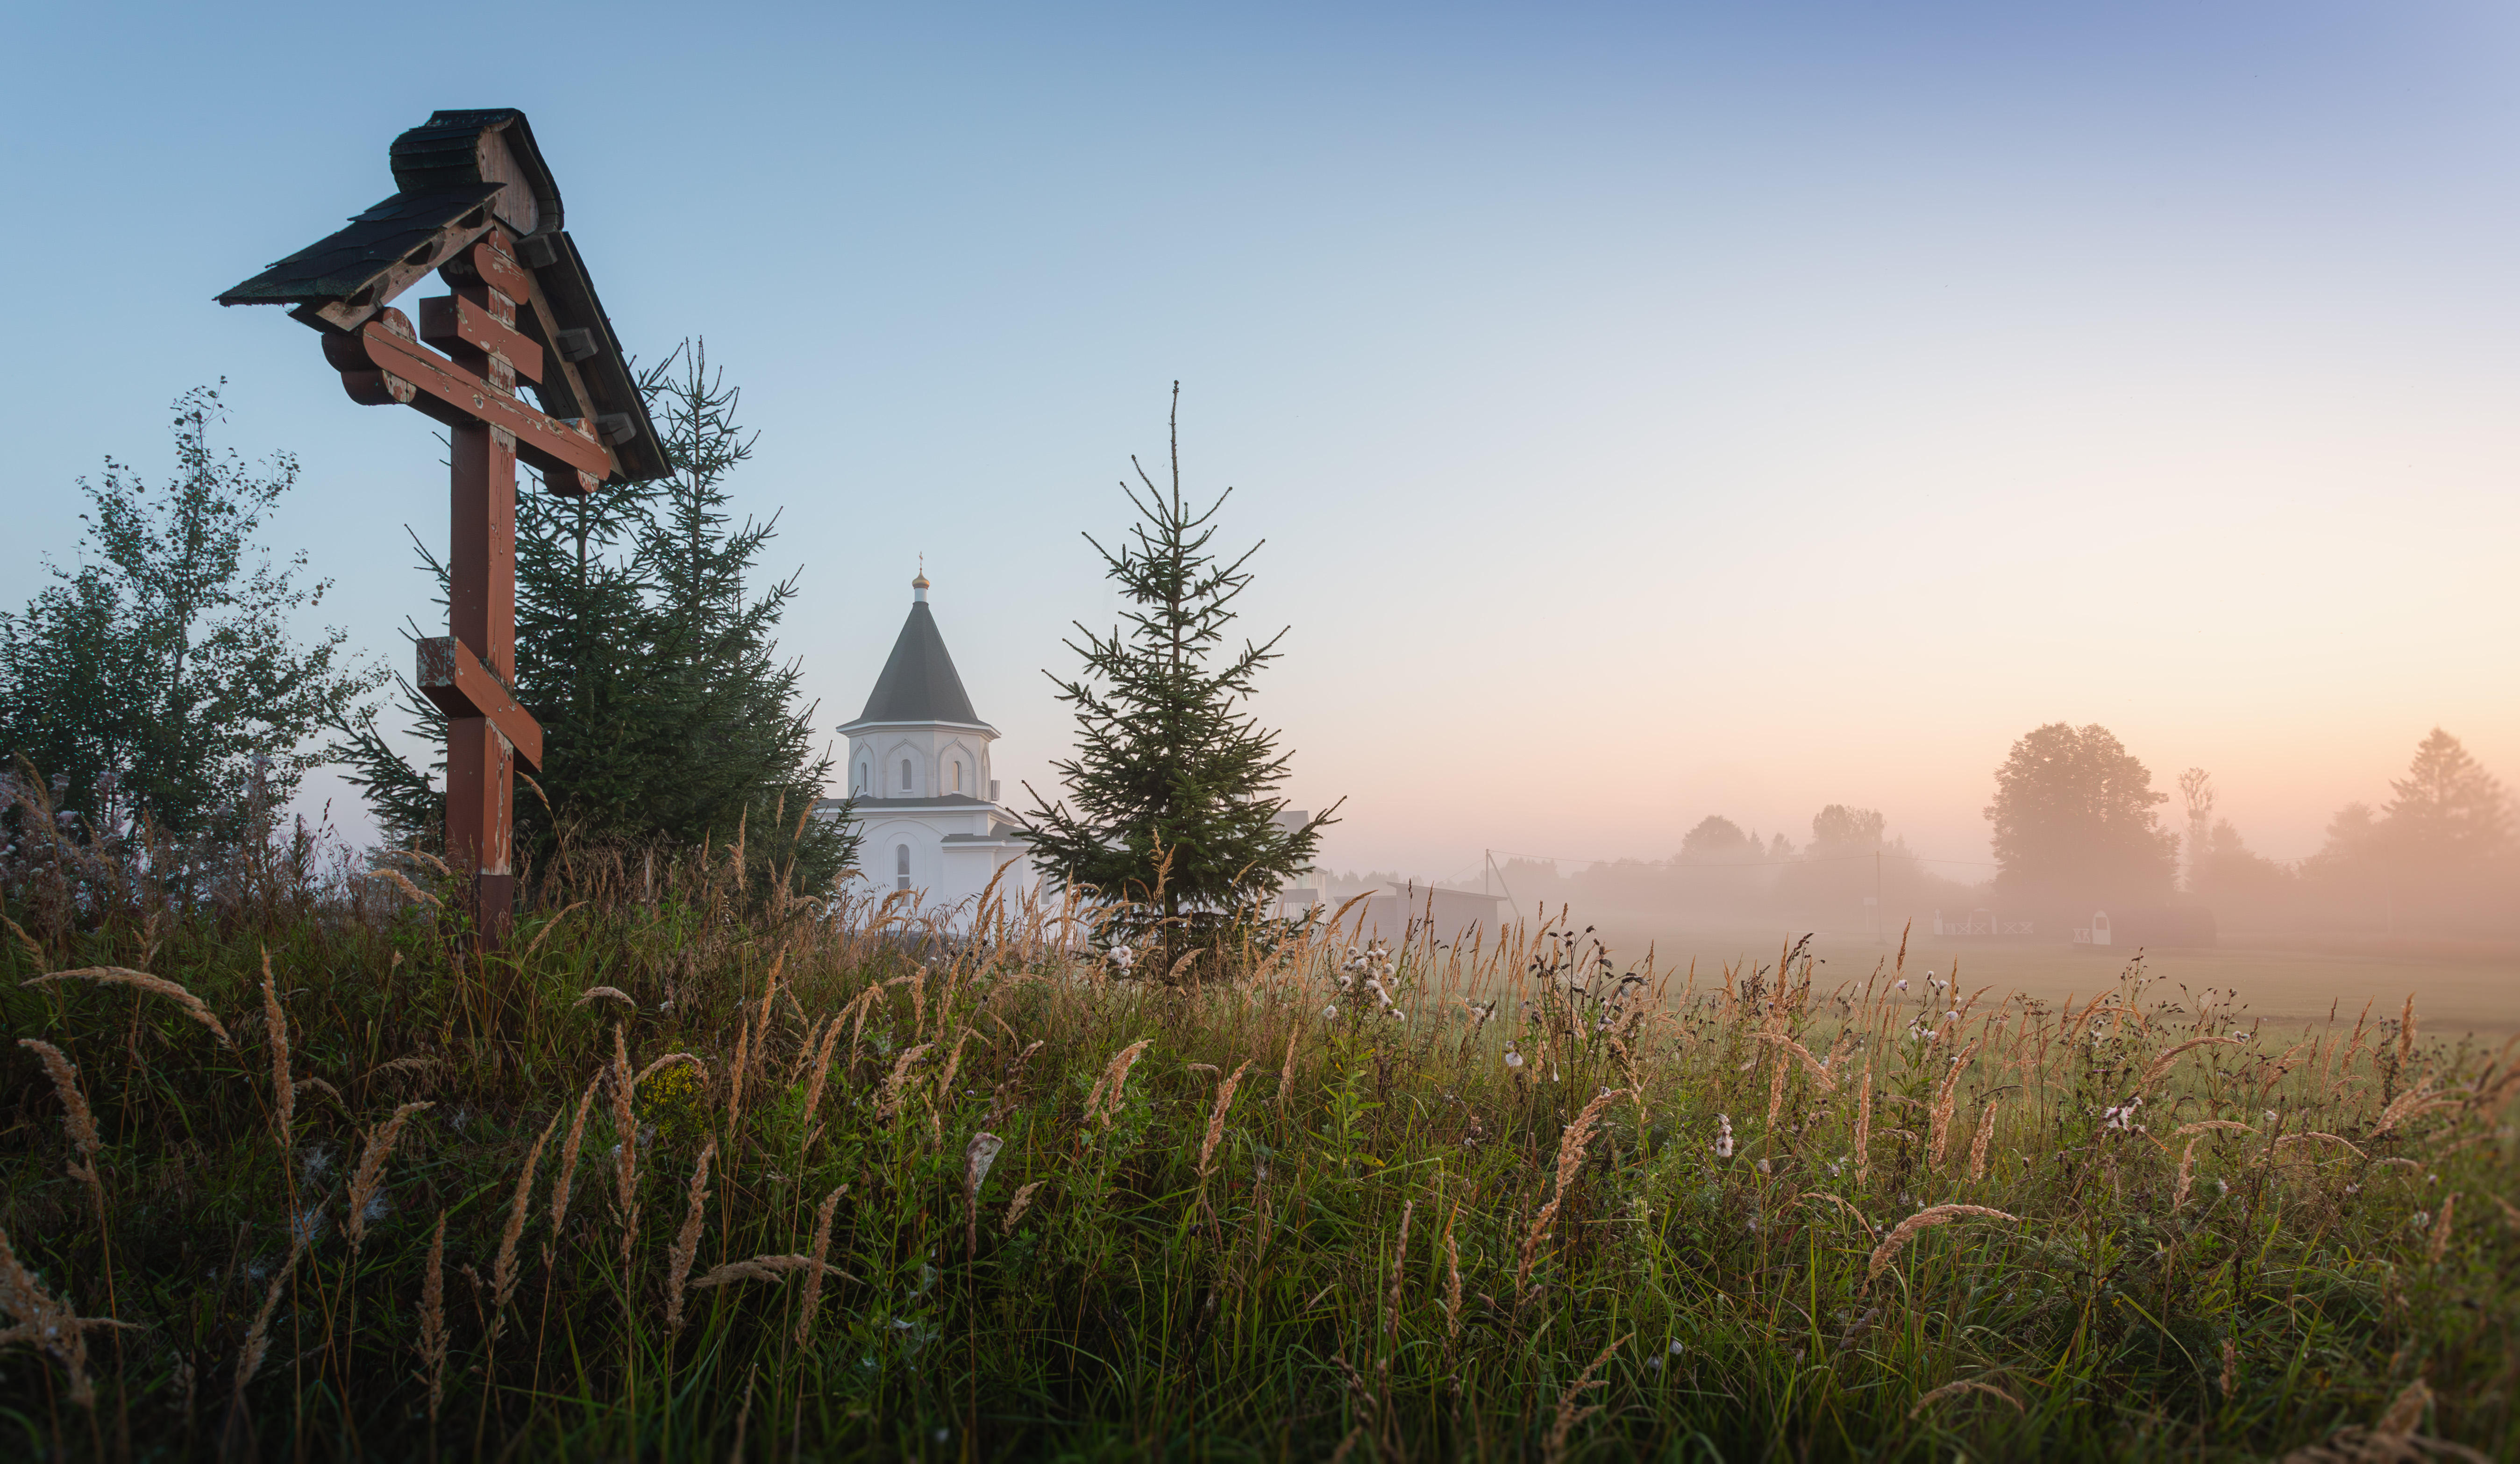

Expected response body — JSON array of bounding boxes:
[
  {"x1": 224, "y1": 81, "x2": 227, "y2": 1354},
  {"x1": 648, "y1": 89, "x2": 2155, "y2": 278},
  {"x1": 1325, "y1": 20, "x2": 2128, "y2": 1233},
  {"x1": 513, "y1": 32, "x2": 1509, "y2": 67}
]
[{"x1": 220, "y1": 110, "x2": 667, "y2": 943}]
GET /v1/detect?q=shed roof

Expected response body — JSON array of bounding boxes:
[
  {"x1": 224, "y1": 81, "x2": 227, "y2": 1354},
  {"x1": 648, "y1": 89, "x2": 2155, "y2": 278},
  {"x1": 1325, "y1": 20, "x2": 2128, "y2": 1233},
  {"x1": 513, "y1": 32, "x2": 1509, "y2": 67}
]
[{"x1": 216, "y1": 108, "x2": 667, "y2": 483}]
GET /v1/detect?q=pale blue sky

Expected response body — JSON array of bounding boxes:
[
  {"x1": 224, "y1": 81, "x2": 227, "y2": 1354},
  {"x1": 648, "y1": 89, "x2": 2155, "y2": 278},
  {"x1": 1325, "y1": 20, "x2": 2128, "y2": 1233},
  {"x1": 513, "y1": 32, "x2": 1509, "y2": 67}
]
[{"x1": 5, "y1": 2, "x2": 2516, "y2": 877}]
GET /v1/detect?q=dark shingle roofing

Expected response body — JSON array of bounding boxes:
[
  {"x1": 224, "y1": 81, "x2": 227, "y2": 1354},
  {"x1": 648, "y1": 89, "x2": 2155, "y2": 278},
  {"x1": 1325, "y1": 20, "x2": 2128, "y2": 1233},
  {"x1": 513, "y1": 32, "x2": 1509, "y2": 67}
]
[
  {"x1": 218, "y1": 185, "x2": 504, "y2": 307},
  {"x1": 215, "y1": 108, "x2": 668, "y2": 484},
  {"x1": 843, "y1": 601, "x2": 986, "y2": 728}
]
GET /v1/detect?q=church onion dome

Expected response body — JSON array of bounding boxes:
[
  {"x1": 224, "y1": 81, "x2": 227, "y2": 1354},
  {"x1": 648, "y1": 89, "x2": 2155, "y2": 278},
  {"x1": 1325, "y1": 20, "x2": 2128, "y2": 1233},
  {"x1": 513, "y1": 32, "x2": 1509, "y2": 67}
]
[{"x1": 836, "y1": 573, "x2": 996, "y2": 734}]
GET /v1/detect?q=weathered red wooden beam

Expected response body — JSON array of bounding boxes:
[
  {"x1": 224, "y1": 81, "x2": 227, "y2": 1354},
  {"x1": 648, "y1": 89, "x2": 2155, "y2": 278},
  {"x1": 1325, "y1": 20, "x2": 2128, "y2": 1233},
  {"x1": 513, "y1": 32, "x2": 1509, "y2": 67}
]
[
  {"x1": 420, "y1": 293, "x2": 544, "y2": 383},
  {"x1": 417, "y1": 635, "x2": 542, "y2": 768},
  {"x1": 323, "y1": 308, "x2": 612, "y2": 479}
]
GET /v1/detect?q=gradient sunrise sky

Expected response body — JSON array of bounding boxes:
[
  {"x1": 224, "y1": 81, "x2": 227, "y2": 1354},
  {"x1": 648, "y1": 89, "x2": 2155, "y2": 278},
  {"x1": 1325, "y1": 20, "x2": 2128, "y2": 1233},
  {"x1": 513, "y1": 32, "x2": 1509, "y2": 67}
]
[{"x1": 4, "y1": 2, "x2": 2515, "y2": 879}]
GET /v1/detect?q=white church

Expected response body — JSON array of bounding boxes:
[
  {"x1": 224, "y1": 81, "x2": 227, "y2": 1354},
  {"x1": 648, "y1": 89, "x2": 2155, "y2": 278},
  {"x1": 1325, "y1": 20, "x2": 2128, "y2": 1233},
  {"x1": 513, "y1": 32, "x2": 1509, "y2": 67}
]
[{"x1": 814, "y1": 572, "x2": 1040, "y2": 911}]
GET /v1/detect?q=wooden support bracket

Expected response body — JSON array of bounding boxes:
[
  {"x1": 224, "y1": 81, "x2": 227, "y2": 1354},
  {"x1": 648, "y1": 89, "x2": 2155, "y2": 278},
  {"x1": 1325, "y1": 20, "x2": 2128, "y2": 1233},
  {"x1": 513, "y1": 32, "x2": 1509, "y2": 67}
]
[{"x1": 417, "y1": 635, "x2": 543, "y2": 769}]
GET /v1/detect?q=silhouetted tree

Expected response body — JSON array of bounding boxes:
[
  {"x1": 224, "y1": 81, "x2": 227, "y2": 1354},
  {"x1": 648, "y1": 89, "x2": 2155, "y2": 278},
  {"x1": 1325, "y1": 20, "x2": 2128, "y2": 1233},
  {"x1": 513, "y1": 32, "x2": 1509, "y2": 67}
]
[
  {"x1": 2379, "y1": 728, "x2": 2508, "y2": 866},
  {"x1": 2178, "y1": 768, "x2": 2215, "y2": 894},
  {"x1": 1678, "y1": 816, "x2": 1753, "y2": 861},
  {"x1": 1985, "y1": 722, "x2": 2178, "y2": 910},
  {"x1": 1808, "y1": 805, "x2": 1887, "y2": 856}
]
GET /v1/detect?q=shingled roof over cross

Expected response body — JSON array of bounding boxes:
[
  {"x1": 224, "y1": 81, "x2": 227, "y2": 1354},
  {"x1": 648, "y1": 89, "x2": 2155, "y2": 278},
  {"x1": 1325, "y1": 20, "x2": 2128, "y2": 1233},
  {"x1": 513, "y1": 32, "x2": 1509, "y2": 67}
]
[{"x1": 217, "y1": 108, "x2": 668, "y2": 484}]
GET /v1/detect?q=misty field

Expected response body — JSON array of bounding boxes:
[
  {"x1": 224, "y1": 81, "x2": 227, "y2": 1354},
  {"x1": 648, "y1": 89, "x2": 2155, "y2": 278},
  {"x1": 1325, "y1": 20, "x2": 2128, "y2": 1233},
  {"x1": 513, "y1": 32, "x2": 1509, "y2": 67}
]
[
  {"x1": 1580, "y1": 921, "x2": 2520, "y2": 1041},
  {"x1": 5, "y1": 848, "x2": 2518, "y2": 1461}
]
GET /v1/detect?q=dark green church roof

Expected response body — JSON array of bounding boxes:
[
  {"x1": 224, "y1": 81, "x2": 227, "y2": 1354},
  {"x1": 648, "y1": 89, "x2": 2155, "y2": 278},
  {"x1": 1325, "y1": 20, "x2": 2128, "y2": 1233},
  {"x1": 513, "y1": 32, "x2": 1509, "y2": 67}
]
[{"x1": 840, "y1": 595, "x2": 987, "y2": 730}]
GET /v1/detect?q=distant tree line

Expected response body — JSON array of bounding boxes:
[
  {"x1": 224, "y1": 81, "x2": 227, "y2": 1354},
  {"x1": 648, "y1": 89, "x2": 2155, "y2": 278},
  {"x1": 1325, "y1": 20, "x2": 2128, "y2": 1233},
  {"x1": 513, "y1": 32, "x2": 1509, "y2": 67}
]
[
  {"x1": 1346, "y1": 722, "x2": 2515, "y2": 942},
  {"x1": 2181, "y1": 728, "x2": 2512, "y2": 935}
]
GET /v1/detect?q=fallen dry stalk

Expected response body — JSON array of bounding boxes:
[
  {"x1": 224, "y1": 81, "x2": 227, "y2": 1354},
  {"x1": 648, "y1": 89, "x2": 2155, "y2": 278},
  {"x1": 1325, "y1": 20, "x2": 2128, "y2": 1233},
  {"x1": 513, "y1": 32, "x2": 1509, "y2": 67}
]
[
  {"x1": 1908, "y1": 1378, "x2": 2023, "y2": 1419},
  {"x1": 25, "y1": 967, "x2": 233, "y2": 1045},
  {"x1": 690, "y1": 1255, "x2": 827, "y2": 1289},
  {"x1": 1866, "y1": 1205, "x2": 2021, "y2": 1288},
  {"x1": 2141, "y1": 1036, "x2": 2247, "y2": 1088}
]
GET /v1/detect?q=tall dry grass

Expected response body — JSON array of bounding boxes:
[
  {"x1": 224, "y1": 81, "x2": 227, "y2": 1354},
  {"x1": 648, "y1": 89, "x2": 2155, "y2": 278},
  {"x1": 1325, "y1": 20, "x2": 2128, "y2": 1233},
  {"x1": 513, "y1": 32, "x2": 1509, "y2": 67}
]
[{"x1": 2, "y1": 792, "x2": 2516, "y2": 1460}]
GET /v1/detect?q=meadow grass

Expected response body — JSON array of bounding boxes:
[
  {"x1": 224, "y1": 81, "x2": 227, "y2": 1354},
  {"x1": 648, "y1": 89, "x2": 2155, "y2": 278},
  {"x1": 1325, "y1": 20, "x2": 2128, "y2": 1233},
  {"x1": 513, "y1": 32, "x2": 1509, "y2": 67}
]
[{"x1": 3, "y1": 833, "x2": 2517, "y2": 1461}]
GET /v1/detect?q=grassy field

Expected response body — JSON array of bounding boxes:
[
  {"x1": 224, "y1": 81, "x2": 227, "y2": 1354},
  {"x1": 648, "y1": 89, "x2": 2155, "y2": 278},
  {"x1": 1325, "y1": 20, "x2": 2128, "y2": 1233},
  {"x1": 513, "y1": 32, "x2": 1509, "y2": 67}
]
[
  {"x1": 4, "y1": 843, "x2": 2519, "y2": 1461},
  {"x1": 1577, "y1": 919, "x2": 2520, "y2": 1040}
]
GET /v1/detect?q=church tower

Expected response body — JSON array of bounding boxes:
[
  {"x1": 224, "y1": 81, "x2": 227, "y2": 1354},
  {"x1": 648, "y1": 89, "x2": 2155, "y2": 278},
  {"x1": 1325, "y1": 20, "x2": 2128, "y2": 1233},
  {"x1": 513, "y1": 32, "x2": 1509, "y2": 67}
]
[{"x1": 817, "y1": 571, "x2": 1034, "y2": 910}]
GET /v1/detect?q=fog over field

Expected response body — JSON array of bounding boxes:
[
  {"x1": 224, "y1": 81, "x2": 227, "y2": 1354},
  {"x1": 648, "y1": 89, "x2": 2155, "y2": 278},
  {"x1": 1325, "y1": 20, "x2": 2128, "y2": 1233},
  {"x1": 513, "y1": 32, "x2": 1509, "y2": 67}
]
[{"x1": 1319, "y1": 724, "x2": 2520, "y2": 1029}]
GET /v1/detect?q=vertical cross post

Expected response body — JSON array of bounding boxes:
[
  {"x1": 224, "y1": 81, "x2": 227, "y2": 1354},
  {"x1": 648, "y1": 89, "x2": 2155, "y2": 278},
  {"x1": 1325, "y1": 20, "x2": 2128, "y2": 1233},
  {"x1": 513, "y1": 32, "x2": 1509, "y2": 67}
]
[
  {"x1": 220, "y1": 111, "x2": 662, "y2": 951},
  {"x1": 447, "y1": 420, "x2": 520, "y2": 942}
]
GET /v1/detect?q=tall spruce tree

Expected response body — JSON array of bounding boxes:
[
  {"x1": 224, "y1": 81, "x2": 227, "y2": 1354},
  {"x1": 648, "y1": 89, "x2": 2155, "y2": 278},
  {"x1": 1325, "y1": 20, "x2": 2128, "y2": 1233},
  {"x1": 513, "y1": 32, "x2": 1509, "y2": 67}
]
[
  {"x1": 1022, "y1": 386, "x2": 1335, "y2": 954},
  {"x1": 333, "y1": 342, "x2": 854, "y2": 891}
]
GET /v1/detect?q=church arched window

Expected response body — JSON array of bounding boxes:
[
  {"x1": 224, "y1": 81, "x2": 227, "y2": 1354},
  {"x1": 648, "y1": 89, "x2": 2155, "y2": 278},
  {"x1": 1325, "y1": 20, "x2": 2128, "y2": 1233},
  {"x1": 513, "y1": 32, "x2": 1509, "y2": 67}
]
[
  {"x1": 900, "y1": 758, "x2": 913, "y2": 793},
  {"x1": 896, "y1": 843, "x2": 911, "y2": 892},
  {"x1": 857, "y1": 762, "x2": 868, "y2": 794},
  {"x1": 953, "y1": 759, "x2": 963, "y2": 793}
]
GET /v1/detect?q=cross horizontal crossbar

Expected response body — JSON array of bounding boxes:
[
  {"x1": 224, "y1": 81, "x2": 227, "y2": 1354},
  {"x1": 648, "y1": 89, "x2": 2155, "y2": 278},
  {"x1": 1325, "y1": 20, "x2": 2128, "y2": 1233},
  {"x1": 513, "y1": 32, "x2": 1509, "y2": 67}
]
[
  {"x1": 418, "y1": 635, "x2": 543, "y2": 768},
  {"x1": 324, "y1": 309, "x2": 611, "y2": 479}
]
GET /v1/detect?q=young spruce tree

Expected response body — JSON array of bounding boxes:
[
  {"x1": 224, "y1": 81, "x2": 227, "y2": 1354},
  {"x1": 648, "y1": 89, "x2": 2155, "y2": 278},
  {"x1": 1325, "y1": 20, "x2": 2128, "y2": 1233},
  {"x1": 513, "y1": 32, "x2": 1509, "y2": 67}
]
[
  {"x1": 1023, "y1": 386, "x2": 1335, "y2": 958},
  {"x1": 334, "y1": 342, "x2": 854, "y2": 892}
]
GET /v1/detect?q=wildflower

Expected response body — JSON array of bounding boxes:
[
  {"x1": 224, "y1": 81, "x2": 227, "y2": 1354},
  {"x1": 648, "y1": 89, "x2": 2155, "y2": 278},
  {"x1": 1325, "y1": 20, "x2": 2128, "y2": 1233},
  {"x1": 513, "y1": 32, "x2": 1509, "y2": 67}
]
[
  {"x1": 1670, "y1": 1340, "x2": 1685, "y2": 1355},
  {"x1": 1715, "y1": 1114, "x2": 1735, "y2": 1160},
  {"x1": 2411, "y1": 1211, "x2": 2431, "y2": 1230},
  {"x1": 1756, "y1": 1157, "x2": 1772, "y2": 1175},
  {"x1": 1945, "y1": 1010, "x2": 1960, "y2": 1022},
  {"x1": 2216, "y1": 1178, "x2": 2229, "y2": 1195},
  {"x1": 1504, "y1": 1043, "x2": 1524, "y2": 1069},
  {"x1": 1894, "y1": 979, "x2": 1908, "y2": 991},
  {"x1": 2263, "y1": 1110, "x2": 2279, "y2": 1127},
  {"x1": 1322, "y1": 1005, "x2": 1338, "y2": 1021}
]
